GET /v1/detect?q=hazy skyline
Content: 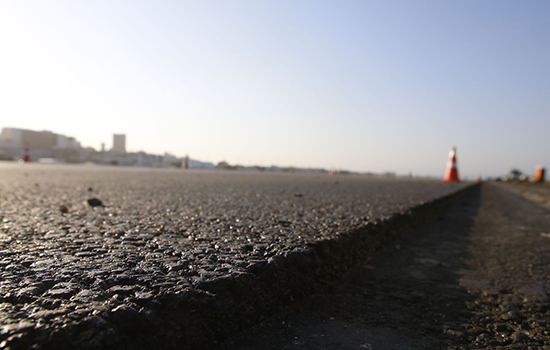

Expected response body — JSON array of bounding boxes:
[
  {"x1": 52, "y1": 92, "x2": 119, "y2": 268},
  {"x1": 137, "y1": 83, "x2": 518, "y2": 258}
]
[{"x1": 1, "y1": 1, "x2": 549, "y2": 178}]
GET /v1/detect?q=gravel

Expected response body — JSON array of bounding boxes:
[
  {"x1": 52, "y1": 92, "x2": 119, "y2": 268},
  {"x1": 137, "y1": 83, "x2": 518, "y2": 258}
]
[{"x1": 0, "y1": 163, "x2": 469, "y2": 349}]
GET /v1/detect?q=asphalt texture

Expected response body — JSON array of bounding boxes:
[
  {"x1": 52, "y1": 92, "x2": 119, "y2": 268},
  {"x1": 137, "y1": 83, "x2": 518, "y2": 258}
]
[
  {"x1": 229, "y1": 183, "x2": 550, "y2": 350},
  {"x1": 0, "y1": 163, "x2": 469, "y2": 349}
]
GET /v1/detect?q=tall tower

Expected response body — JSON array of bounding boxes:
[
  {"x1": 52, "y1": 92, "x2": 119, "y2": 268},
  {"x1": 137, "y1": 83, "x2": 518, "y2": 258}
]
[{"x1": 112, "y1": 134, "x2": 126, "y2": 153}]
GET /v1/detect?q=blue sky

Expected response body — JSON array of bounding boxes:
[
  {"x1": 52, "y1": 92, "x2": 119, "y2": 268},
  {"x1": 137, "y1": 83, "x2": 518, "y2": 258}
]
[{"x1": 1, "y1": 1, "x2": 549, "y2": 178}]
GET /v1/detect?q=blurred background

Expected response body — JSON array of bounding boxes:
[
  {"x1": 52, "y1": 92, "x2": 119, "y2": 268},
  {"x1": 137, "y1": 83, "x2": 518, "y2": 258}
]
[{"x1": 1, "y1": 0, "x2": 549, "y2": 179}]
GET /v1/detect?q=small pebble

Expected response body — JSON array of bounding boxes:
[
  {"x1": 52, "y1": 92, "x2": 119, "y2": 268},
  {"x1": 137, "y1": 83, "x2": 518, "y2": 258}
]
[{"x1": 87, "y1": 198, "x2": 103, "y2": 207}]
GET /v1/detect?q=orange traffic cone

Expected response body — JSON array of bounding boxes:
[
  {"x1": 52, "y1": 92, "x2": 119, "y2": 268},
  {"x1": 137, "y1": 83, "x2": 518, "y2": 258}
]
[
  {"x1": 443, "y1": 147, "x2": 460, "y2": 182},
  {"x1": 476, "y1": 174, "x2": 482, "y2": 182},
  {"x1": 533, "y1": 166, "x2": 545, "y2": 182}
]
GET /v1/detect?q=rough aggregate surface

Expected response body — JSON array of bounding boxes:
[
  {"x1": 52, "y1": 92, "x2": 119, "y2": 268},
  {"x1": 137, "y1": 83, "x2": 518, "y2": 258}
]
[
  {"x1": 229, "y1": 183, "x2": 550, "y2": 350},
  {"x1": 0, "y1": 163, "x2": 468, "y2": 349}
]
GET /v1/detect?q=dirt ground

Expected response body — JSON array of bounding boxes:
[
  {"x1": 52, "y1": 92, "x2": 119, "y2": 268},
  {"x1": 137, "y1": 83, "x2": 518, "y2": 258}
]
[{"x1": 226, "y1": 183, "x2": 550, "y2": 349}]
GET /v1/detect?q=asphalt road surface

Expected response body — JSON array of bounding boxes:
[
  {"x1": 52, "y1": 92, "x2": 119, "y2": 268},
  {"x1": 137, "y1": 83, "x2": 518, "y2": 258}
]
[
  {"x1": 228, "y1": 182, "x2": 550, "y2": 350},
  {"x1": 0, "y1": 163, "x2": 468, "y2": 349}
]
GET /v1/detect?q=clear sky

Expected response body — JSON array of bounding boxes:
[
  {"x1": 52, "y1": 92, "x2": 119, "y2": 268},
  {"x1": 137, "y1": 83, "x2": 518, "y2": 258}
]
[{"x1": 1, "y1": 1, "x2": 549, "y2": 178}]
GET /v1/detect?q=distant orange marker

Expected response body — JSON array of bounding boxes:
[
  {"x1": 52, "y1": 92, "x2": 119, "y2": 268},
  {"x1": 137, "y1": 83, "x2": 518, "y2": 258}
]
[
  {"x1": 443, "y1": 147, "x2": 460, "y2": 183},
  {"x1": 476, "y1": 174, "x2": 482, "y2": 182},
  {"x1": 533, "y1": 166, "x2": 545, "y2": 182},
  {"x1": 23, "y1": 147, "x2": 30, "y2": 162}
]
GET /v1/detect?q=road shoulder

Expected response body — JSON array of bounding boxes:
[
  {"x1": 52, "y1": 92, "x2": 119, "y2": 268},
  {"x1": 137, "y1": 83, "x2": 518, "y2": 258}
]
[{"x1": 228, "y1": 183, "x2": 550, "y2": 349}]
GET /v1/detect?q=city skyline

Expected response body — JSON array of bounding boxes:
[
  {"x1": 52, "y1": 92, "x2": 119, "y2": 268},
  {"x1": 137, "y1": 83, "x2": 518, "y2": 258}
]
[
  {"x1": 0, "y1": 126, "x2": 219, "y2": 169},
  {"x1": 1, "y1": 1, "x2": 549, "y2": 178},
  {"x1": 0, "y1": 124, "x2": 540, "y2": 179}
]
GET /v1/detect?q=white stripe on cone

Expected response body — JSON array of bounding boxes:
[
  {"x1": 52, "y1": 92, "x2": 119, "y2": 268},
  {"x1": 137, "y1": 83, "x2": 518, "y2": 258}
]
[{"x1": 447, "y1": 161, "x2": 457, "y2": 168}]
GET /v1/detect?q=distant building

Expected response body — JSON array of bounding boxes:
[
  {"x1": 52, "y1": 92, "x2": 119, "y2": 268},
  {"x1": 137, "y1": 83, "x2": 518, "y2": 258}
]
[
  {"x1": 0, "y1": 128, "x2": 81, "y2": 150},
  {"x1": 55, "y1": 135, "x2": 80, "y2": 150},
  {"x1": 0, "y1": 127, "x2": 84, "y2": 161},
  {"x1": 0, "y1": 127, "x2": 218, "y2": 170},
  {"x1": 0, "y1": 128, "x2": 56, "y2": 149},
  {"x1": 112, "y1": 134, "x2": 126, "y2": 153}
]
